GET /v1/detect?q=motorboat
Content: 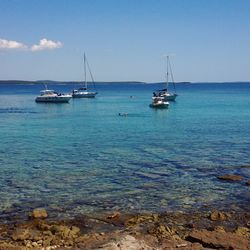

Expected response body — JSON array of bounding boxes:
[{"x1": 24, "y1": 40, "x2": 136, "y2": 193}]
[
  {"x1": 149, "y1": 97, "x2": 169, "y2": 108},
  {"x1": 35, "y1": 89, "x2": 72, "y2": 103}
]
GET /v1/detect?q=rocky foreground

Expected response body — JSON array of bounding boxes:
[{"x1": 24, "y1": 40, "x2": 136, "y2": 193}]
[{"x1": 0, "y1": 208, "x2": 249, "y2": 250}]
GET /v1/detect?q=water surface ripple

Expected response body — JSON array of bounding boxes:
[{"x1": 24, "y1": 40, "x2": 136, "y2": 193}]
[{"x1": 0, "y1": 83, "x2": 249, "y2": 219}]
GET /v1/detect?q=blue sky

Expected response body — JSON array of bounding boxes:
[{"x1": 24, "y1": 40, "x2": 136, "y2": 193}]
[{"x1": 0, "y1": 0, "x2": 250, "y2": 82}]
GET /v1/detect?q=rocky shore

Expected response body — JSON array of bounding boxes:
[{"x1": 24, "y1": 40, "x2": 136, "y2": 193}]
[
  {"x1": 0, "y1": 208, "x2": 249, "y2": 250},
  {"x1": 0, "y1": 173, "x2": 249, "y2": 249}
]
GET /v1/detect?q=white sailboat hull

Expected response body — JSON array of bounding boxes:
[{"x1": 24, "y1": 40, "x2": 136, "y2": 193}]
[
  {"x1": 72, "y1": 91, "x2": 97, "y2": 98},
  {"x1": 161, "y1": 93, "x2": 177, "y2": 101}
]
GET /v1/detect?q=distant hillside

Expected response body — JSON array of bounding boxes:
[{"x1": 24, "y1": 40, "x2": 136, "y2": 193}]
[
  {"x1": 0, "y1": 80, "x2": 146, "y2": 85},
  {"x1": 0, "y1": 80, "x2": 37, "y2": 84},
  {"x1": 2, "y1": 80, "x2": 249, "y2": 85}
]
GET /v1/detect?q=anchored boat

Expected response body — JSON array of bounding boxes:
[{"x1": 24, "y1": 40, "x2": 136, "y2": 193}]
[
  {"x1": 153, "y1": 55, "x2": 178, "y2": 101},
  {"x1": 35, "y1": 89, "x2": 72, "y2": 103},
  {"x1": 72, "y1": 53, "x2": 98, "y2": 98},
  {"x1": 149, "y1": 96, "x2": 169, "y2": 109}
]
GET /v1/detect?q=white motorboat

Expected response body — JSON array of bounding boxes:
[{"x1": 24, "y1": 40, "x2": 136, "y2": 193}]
[
  {"x1": 149, "y1": 97, "x2": 169, "y2": 109},
  {"x1": 153, "y1": 55, "x2": 178, "y2": 101},
  {"x1": 35, "y1": 89, "x2": 72, "y2": 103},
  {"x1": 72, "y1": 53, "x2": 98, "y2": 98}
]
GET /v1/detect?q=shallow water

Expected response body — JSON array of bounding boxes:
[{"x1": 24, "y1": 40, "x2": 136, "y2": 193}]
[{"x1": 0, "y1": 82, "x2": 249, "y2": 220}]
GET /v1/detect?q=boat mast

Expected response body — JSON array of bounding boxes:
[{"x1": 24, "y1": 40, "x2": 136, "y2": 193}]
[
  {"x1": 166, "y1": 56, "x2": 169, "y2": 90},
  {"x1": 85, "y1": 55, "x2": 97, "y2": 91},
  {"x1": 168, "y1": 57, "x2": 176, "y2": 93},
  {"x1": 84, "y1": 53, "x2": 87, "y2": 89}
]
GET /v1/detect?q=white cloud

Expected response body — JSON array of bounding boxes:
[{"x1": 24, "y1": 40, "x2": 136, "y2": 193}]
[
  {"x1": 31, "y1": 38, "x2": 63, "y2": 51},
  {"x1": 0, "y1": 39, "x2": 27, "y2": 50}
]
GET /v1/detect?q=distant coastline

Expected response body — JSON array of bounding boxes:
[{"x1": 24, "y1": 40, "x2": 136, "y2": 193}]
[
  {"x1": 0, "y1": 80, "x2": 147, "y2": 85},
  {"x1": 0, "y1": 80, "x2": 189, "y2": 85},
  {"x1": 1, "y1": 80, "x2": 250, "y2": 85}
]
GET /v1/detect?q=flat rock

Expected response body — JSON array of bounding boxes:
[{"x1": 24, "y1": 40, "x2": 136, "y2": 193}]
[
  {"x1": 217, "y1": 174, "x2": 244, "y2": 181},
  {"x1": 99, "y1": 235, "x2": 154, "y2": 250},
  {"x1": 186, "y1": 229, "x2": 250, "y2": 250}
]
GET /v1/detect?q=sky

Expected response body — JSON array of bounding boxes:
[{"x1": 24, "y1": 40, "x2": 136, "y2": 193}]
[{"x1": 0, "y1": 0, "x2": 250, "y2": 82}]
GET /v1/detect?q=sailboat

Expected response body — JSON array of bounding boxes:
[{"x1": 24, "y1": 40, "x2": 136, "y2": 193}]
[
  {"x1": 72, "y1": 53, "x2": 98, "y2": 98},
  {"x1": 153, "y1": 55, "x2": 178, "y2": 101}
]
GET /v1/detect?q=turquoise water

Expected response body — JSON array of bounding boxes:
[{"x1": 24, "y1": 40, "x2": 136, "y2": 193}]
[{"x1": 0, "y1": 83, "x2": 249, "y2": 220}]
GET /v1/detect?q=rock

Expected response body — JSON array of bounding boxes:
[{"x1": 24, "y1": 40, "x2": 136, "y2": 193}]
[
  {"x1": 107, "y1": 212, "x2": 121, "y2": 220},
  {"x1": 186, "y1": 229, "x2": 250, "y2": 250},
  {"x1": 147, "y1": 223, "x2": 175, "y2": 238},
  {"x1": 50, "y1": 224, "x2": 80, "y2": 239},
  {"x1": 71, "y1": 226, "x2": 80, "y2": 236},
  {"x1": 209, "y1": 211, "x2": 229, "y2": 221},
  {"x1": 43, "y1": 230, "x2": 53, "y2": 237},
  {"x1": 217, "y1": 174, "x2": 244, "y2": 181},
  {"x1": 213, "y1": 226, "x2": 225, "y2": 233},
  {"x1": 99, "y1": 235, "x2": 154, "y2": 250},
  {"x1": 176, "y1": 243, "x2": 188, "y2": 248},
  {"x1": 25, "y1": 240, "x2": 32, "y2": 248},
  {"x1": 246, "y1": 180, "x2": 250, "y2": 185},
  {"x1": 11, "y1": 228, "x2": 31, "y2": 241},
  {"x1": 32, "y1": 208, "x2": 48, "y2": 219},
  {"x1": 235, "y1": 227, "x2": 250, "y2": 237},
  {"x1": 36, "y1": 221, "x2": 51, "y2": 231},
  {"x1": 125, "y1": 214, "x2": 159, "y2": 228},
  {"x1": 247, "y1": 221, "x2": 250, "y2": 228},
  {"x1": 32, "y1": 241, "x2": 39, "y2": 247},
  {"x1": 43, "y1": 236, "x2": 53, "y2": 247},
  {"x1": 51, "y1": 225, "x2": 70, "y2": 238},
  {"x1": 0, "y1": 242, "x2": 24, "y2": 250}
]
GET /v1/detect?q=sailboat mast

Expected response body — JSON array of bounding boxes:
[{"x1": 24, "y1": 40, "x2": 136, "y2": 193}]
[
  {"x1": 168, "y1": 57, "x2": 176, "y2": 93},
  {"x1": 166, "y1": 56, "x2": 169, "y2": 90},
  {"x1": 84, "y1": 53, "x2": 87, "y2": 89}
]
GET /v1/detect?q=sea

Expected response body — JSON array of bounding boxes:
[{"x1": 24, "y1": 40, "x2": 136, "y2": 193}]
[{"x1": 0, "y1": 82, "x2": 249, "y2": 221}]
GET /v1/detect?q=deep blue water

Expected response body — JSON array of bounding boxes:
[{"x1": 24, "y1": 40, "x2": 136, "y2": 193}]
[{"x1": 0, "y1": 82, "x2": 249, "y2": 220}]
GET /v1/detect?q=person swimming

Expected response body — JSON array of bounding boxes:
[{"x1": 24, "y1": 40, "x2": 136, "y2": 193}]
[{"x1": 118, "y1": 113, "x2": 128, "y2": 116}]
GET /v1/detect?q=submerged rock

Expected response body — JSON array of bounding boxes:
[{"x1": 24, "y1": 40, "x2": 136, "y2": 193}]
[
  {"x1": 11, "y1": 228, "x2": 31, "y2": 241},
  {"x1": 107, "y1": 211, "x2": 121, "y2": 220},
  {"x1": 246, "y1": 180, "x2": 250, "y2": 185},
  {"x1": 217, "y1": 174, "x2": 244, "y2": 181},
  {"x1": 209, "y1": 211, "x2": 230, "y2": 221},
  {"x1": 31, "y1": 208, "x2": 48, "y2": 219}
]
